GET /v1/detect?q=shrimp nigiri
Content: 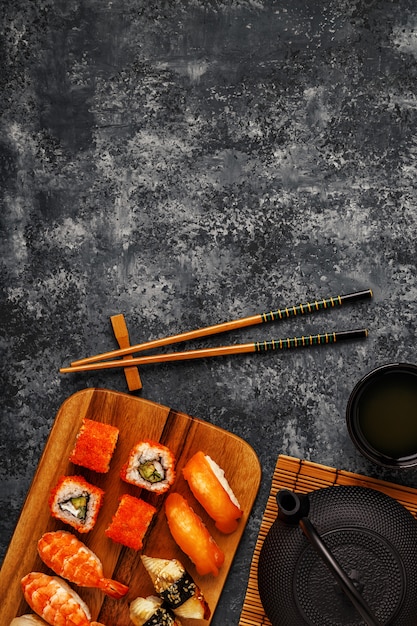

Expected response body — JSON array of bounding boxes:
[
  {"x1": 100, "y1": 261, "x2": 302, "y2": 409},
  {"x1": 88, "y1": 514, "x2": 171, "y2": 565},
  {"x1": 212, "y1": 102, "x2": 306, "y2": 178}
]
[
  {"x1": 21, "y1": 572, "x2": 105, "y2": 626},
  {"x1": 37, "y1": 531, "x2": 128, "y2": 599},
  {"x1": 165, "y1": 493, "x2": 225, "y2": 577}
]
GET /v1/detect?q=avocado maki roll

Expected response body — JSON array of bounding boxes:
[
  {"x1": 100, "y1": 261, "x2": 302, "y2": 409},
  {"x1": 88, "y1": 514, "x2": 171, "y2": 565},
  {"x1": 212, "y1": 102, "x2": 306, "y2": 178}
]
[
  {"x1": 120, "y1": 440, "x2": 176, "y2": 494},
  {"x1": 48, "y1": 475, "x2": 104, "y2": 533}
]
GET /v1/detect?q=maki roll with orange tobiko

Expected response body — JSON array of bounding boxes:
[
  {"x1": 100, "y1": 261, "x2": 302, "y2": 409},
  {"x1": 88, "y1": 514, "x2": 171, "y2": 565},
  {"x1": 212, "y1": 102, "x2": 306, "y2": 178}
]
[
  {"x1": 182, "y1": 451, "x2": 243, "y2": 534},
  {"x1": 49, "y1": 475, "x2": 104, "y2": 533},
  {"x1": 105, "y1": 494, "x2": 156, "y2": 550},
  {"x1": 120, "y1": 440, "x2": 176, "y2": 495},
  {"x1": 69, "y1": 418, "x2": 119, "y2": 473}
]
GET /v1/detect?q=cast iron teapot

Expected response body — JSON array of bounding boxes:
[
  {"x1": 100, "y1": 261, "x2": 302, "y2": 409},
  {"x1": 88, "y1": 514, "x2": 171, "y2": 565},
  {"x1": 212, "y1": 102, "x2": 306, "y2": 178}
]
[{"x1": 257, "y1": 485, "x2": 417, "y2": 625}]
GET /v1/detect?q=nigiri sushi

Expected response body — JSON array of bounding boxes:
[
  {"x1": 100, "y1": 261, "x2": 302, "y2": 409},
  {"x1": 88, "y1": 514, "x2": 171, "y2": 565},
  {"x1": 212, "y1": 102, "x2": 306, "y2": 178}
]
[
  {"x1": 49, "y1": 475, "x2": 104, "y2": 533},
  {"x1": 38, "y1": 530, "x2": 128, "y2": 599},
  {"x1": 141, "y1": 555, "x2": 211, "y2": 620},
  {"x1": 21, "y1": 572, "x2": 106, "y2": 626},
  {"x1": 10, "y1": 616, "x2": 49, "y2": 625},
  {"x1": 164, "y1": 493, "x2": 225, "y2": 577},
  {"x1": 182, "y1": 451, "x2": 243, "y2": 534},
  {"x1": 129, "y1": 596, "x2": 181, "y2": 626},
  {"x1": 69, "y1": 418, "x2": 119, "y2": 473},
  {"x1": 120, "y1": 440, "x2": 176, "y2": 494}
]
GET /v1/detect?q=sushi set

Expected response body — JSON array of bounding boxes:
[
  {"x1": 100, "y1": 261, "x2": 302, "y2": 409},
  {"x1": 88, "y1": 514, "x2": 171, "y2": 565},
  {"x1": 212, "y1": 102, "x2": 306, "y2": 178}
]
[{"x1": 1, "y1": 388, "x2": 261, "y2": 625}]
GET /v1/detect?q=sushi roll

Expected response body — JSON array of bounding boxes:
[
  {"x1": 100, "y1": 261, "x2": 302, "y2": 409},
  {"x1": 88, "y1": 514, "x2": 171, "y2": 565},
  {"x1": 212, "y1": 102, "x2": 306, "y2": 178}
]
[
  {"x1": 182, "y1": 451, "x2": 243, "y2": 534},
  {"x1": 120, "y1": 440, "x2": 176, "y2": 495},
  {"x1": 141, "y1": 555, "x2": 211, "y2": 620},
  {"x1": 49, "y1": 476, "x2": 104, "y2": 533},
  {"x1": 69, "y1": 418, "x2": 119, "y2": 473},
  {"x1": 105, "y1": 494, "x2": 156, "y2": 550},
  {"x1": 129, "y1": 596, "x2": 181, "y2": 626}
]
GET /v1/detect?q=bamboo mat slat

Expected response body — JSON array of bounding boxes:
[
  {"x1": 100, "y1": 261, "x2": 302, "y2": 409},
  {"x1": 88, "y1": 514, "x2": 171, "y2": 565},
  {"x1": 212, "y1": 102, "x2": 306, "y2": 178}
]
[{"x1": 238, "y1": 454, "x2": 417, "y2": 626}]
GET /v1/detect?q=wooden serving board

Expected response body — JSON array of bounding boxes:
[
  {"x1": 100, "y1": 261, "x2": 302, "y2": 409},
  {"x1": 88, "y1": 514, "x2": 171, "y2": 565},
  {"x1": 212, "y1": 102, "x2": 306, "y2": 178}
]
[{"x1": 0, "y1": 388, "x2": 261, "y2": 625}]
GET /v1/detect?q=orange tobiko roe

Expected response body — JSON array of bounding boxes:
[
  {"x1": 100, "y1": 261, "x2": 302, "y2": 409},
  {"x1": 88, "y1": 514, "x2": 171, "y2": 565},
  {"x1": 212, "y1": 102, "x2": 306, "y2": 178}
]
[
  {"x1": 105, "y1": 494, "x2": 156, "y2": 550},
  {"x1": 182, "y1": 450, "x2": 243, "y2": 534},
  {"x1": 165, "y1": 492, "x2": 225, "y2": 576},
  {"x1": 69, "y1": 418, "x2": 119, "y2": 473}
]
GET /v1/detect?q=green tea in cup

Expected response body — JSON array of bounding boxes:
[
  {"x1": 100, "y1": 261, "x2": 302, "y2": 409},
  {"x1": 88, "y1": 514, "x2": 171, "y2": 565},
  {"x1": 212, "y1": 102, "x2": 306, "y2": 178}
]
[{"x1": 346, "y1": 363, "x2": 417, "y2": 468}]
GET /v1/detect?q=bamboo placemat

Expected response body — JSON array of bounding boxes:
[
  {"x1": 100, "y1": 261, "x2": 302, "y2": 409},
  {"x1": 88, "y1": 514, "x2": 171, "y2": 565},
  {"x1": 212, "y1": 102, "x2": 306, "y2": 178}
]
[{"x1": 239, "y1": 454, "x2": 417, "y2": 626}]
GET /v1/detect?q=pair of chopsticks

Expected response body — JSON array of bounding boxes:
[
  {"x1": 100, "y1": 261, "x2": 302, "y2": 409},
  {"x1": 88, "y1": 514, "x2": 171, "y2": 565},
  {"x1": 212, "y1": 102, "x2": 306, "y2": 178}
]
[{"x1": 60, "y1": 289, "x2": 372, "y2": 375}]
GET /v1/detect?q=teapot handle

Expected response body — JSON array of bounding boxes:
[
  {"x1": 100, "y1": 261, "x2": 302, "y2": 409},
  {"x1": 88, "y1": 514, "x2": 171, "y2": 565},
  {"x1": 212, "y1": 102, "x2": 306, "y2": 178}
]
[{"x1": 277, "y1": 490, "x2": 382, "y2": 626}]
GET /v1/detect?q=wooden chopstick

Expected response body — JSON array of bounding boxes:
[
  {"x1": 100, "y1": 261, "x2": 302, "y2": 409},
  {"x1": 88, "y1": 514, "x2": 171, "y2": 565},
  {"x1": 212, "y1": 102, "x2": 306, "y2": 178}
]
[
  {"x1": 60, "y1": 329, "x2": 368, "y2": 374},
  {"x1": 69, "y1": 289, "x2": 372, "y2": 367}
]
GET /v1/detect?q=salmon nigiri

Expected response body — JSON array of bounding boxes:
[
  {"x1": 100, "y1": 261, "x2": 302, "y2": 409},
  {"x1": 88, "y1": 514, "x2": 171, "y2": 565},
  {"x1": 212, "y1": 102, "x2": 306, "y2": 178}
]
[
  {"x1": 165, "y1": 493, "x2": 225, "y2": 576},
  {"x1": 38, "y1": 531, "x2": 128, "y2": 599},
  {"x1": 183, "y1": 451, "x2": 243, "y2": 533},
  {"x1": 21, "y1": 572, "x2": 105, "y2": 626}
]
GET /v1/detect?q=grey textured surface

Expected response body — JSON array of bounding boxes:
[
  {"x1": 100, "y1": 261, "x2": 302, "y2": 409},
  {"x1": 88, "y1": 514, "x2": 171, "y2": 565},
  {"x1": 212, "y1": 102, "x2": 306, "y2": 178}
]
[{"x1": 1, "y1": 0, "x2": 417, "y2": 623}]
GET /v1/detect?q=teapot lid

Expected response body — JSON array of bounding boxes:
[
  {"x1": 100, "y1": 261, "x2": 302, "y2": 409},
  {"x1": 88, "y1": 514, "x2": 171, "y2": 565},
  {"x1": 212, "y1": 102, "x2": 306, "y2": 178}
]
[{"x1": 258, "y1": 486, "x2": 417, "y2": 625}]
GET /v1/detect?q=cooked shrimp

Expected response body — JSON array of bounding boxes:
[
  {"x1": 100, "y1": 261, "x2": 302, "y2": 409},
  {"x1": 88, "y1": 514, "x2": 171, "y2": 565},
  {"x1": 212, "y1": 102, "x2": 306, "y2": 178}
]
[
  {"x1": 37, "y1": 531, "x2": 128, "y2": 599},
  {"x1": 21, "y1": 572, "x2": 105, "y2": 626}
]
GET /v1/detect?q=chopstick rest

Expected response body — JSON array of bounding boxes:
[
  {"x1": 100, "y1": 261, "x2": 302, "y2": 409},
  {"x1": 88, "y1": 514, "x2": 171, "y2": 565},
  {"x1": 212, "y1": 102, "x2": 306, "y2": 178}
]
[{"x1": 110, "y1": 314, "x2": 142, "y2": 391}]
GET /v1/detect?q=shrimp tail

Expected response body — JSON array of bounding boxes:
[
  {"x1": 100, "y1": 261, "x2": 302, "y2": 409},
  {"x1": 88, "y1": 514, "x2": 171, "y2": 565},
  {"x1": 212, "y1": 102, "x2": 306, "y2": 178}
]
[{"x1": 98, "y1": 577, "x2": 129, "y2": 599}]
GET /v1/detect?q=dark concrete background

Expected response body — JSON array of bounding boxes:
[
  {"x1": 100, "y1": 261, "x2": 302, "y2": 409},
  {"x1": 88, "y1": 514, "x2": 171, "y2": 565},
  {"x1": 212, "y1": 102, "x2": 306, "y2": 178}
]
[{"x1": 1, "y1": 0, "x2": 417, "y2": 623}]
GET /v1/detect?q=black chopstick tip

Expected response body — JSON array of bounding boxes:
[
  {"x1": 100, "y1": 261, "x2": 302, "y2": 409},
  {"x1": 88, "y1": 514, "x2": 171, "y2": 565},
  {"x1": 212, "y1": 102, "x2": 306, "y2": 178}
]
[
  {"x1": 336, "y1": 328, "x2": 369, "y2": 341},
  {"x1": 341, "y1": 289, "x2": 373, "y2": 304}
]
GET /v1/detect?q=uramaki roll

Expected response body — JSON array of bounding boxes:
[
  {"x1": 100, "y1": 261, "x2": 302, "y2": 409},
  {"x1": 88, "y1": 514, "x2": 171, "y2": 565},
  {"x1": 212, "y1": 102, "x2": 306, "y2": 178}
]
[
  {"x1": 120, "y1": 440, "x2": 176, "y2": 494},
  {"x1": 48, "y1": 475, "x2": 104, "y2": 533}
]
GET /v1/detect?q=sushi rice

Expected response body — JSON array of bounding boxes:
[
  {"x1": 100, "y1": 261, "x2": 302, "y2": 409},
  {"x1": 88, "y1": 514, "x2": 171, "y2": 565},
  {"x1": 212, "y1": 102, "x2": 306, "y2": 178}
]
[
  {"x1": 48, "y1": 475, "x2": 104, "y2": 533},
  {"x1": 120, "y1": 440, "x2": 176, "y2": 494}
]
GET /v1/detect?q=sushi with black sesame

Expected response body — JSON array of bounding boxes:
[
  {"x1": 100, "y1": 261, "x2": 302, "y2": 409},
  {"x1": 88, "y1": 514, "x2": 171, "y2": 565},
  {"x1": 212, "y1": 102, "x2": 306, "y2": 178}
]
[
  {"x1": 120, "y1": 440, "x2": 176, "y2": 495},
  {"x1": 141, "y1": 555, "x2": 211, "y2": 620},
  {"x1": 48, "y1": 475, "x2": 104, "y2": 533},
  {"x1": 129, "y1": 595, "x2": 181, "y2": 626}
]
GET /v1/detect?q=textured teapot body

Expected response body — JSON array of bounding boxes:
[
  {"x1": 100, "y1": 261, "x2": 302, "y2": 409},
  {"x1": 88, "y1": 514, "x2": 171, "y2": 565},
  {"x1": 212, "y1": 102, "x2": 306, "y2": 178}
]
[{"x1": 257, "y1": 486, "x2": 417, "y2": 626}]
